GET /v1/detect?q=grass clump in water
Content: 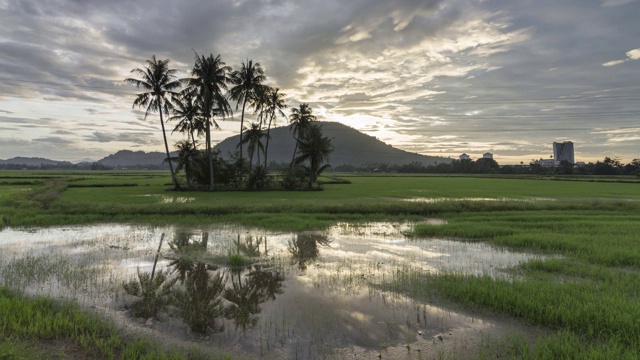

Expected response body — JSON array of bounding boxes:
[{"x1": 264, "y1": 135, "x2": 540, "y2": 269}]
[{"x1": 391, "y1": 207, "x2": 640, "y2": 358}]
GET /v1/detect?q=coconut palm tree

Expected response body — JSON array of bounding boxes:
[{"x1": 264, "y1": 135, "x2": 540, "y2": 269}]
[
  {"x1": 263, "y1": 87, "x2": 287, "y2": 168},
  {"x1": 169, "y1": 91, "x2": 202, "y2": 149},
  {"x1": 173, "y1": 140, "x2": 201, "y2": 190},
  {"x1": 294, "y1": 124, "x2": 333, "y2": 189},
  {"x1": 237, "y1": 122, "x2": 267, "y2": 180},
  {"x1": 186, "y1": 52, "x2": 232, "y2": 191},
  {"x1": 229, "y1": 59, "x2": 266, "y2": 183},
  {"x1": 125, "y1": 55, "x2": 182, "y2": 190},
  {"x1": 289, "y1": 103, "x2": 316, "y2": 167}
]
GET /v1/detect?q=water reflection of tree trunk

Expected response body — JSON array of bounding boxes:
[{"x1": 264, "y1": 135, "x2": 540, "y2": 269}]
[{"x1": 288, "y1": 233, "x2": 331, "y2": 270}]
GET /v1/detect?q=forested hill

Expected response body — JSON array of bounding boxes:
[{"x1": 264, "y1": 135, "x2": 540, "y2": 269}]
[{"x1": 214, "y1": 121, "x2": 451, "y2": 167}]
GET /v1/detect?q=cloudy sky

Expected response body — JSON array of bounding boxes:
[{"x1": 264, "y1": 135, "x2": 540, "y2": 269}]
[{"x1": 0, "y1": 0, "x2": 638, "y2": 164}]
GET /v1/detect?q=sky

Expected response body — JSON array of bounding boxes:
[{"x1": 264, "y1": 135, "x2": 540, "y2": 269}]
[{"x1": 0, "y1": 0, "x2": 638, "y2": 165}]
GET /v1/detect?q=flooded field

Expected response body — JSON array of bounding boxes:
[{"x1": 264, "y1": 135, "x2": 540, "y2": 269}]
[{"x1": 0, "y1": 221, "x2": 546, "y2": 359}]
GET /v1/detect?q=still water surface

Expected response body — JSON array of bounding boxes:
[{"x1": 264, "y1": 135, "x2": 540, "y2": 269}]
[{"x1": 0, "y1": 221, "x2": 543, "y2": 359}]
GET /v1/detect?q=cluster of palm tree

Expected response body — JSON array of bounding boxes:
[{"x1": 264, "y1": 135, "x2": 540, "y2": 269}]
[{"x1": 126, "y1": 54, "x2": 332, "y2": 191}]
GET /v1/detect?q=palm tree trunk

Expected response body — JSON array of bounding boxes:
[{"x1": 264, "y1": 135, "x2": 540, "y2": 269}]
[
  {"x1": 158, "y1": 103, "x2": 181, "y2": 191},
  {"x1": 238, "y1": 97, "x2": 248, "y2": 185},
  {"x1": 290, "y1": 141, "x2": 298, "y2": 168},
  {"x1": 248, "y1": 149, "x2": 254, "y2": 180},
  {"x1": 264, "y1": 114, "x2": 273, "y2": 168},
  {"x1": 206, "y1": 117, "x2": 215, "y2": 191}
]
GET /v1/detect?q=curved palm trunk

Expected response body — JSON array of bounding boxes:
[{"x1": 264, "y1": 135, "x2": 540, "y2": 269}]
[{"x1": 158, "y1": 103, "x2": 181, "y2": 190}]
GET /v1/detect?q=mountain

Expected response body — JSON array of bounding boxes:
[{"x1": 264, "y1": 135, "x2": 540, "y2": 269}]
[
  {"x1": 1, "y1": 123, "x2": 451, "y2": 169},
  {"x1": 0, "y1": 157, "x2": 70, "y2": 166},
  {"x1": 213, "y1": 121, "x2": 451, "y2": 167},
  {"x1": 97, "y1": 150, "x2": 170, "y2": 167}
]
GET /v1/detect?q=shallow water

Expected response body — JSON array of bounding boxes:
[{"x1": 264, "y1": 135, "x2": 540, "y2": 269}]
[
  {"x1": 0, "y1": 221, "x2": 544, "y2": 359},
  {"x1": 404, "y1": 197, "x2": 557, "y2": 203}
]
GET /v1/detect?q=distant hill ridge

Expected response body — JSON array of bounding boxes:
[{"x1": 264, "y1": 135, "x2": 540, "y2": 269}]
[
  {"x1": 98, "y1": 150, "x2": 170, "y2": 167},
  {"x1": 0, "y1": 157, "x2": 73, "y2": 166},
  {"x1": 214, "y1": 121, "x2": 451, "y2": 167},
  {"x1": 1, "y1": 122, "x2": 451, "y2": 168}
]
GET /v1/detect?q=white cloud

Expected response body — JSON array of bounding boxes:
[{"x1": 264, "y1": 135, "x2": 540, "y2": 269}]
[
  {"x1": 603, "y1": 59, "x2": 627, "y2": 67},
  {"x1": 626, "y1": 48, "x2": 640, "y2": 60},
  {"x1": 602, "y1": 47, "x2": 640, "y2": 66}
]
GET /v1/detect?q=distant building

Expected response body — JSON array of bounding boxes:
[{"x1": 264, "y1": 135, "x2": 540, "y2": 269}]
[
  {"x1": 535, "y1": 159, "x2": 556, "y2": 167},
  {"x1": 553, "y1": 141, "x2": 575, "y2": 165},
  {"x1": 483, "y1": 152, "x2": 493, "y2": 160},
  {"x1": 459, "y1": 153, "x2": 470, "y2": 160}
]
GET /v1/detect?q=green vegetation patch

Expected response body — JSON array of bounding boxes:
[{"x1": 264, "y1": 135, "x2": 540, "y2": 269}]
[
  {"x1": 0, "y1": 287, "x2": 228, "y2": 360},
  {"x1": 384, "y1": 207, "x2": 640, "y2": 358}
]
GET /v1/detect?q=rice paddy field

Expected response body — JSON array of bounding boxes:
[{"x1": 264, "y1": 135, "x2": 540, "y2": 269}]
[{"x1": 0, "y1": 170, "x2": 639, "y2": 359}]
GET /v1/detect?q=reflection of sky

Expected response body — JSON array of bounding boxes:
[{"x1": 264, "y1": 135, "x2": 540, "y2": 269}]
[{"x1": 0, "y1": 222, "x2": 544, "y2": 358}]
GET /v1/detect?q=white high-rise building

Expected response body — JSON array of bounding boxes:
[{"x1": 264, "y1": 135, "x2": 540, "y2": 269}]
[{"x1": 553, "y1": 141, "x2": 574, "y2": 165}]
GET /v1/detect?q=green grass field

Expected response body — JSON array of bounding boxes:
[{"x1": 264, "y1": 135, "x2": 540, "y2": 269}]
[{"x1": 1, "y1": 170, "x2": 639, "y2": 359}]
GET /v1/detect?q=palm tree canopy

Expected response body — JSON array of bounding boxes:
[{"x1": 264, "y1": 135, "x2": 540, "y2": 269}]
[
  {"x1": 228, "y1": 59, "x2": 266, "y2": 109},
  {"x1": 266, "y1": 88, "x2": 287, "y2": 123},
  {"x1": 294, "y1": 124, "x2": 333, "y2": 167},
  {"x1": 125, "y1": 55, "x2": 181, "y2": 118},
  {"x1": 169, "y1": 91, "x2": 202, "y2": 135},
  {"x1": 186, "y1": 52, "x2": 233, "y2": 119},
  {"x1": 238, "y1": 122, "x2": 268, "y2": 154},
  {"x1": 289, "y1": 103, "x2": 316, "y2": 139}
]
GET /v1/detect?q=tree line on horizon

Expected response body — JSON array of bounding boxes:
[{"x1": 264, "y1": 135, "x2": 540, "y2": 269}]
[
  {"x1": 334, "y1": 157, "x2": 640, "y2": 176},
  {"x1": 124, "y1": 54, "x2": 333, "y2": 191}
]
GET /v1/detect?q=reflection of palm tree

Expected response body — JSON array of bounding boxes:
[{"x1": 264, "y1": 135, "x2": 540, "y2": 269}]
[
  {"x1": 223, "y1": 265, "x2": 284, "y2": 330},
  {"x1": 122, "y1": 268, "x2": 177, "y2": 318},
  {"x1": 173, "y1": 263, "x2": 226, "y2": 334},
  {"x1": 125, "y1": 55, "x2": 181, "y2": 190},
  {"x1": 234, "y1": 235, "x2": 264, "y2": 258},
  {"x1": 166, "y1": 231, "x2": 212, "y2": 283},
  {"x1": 288, "y1": 234, "x2": 331, "y2": 270}
]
